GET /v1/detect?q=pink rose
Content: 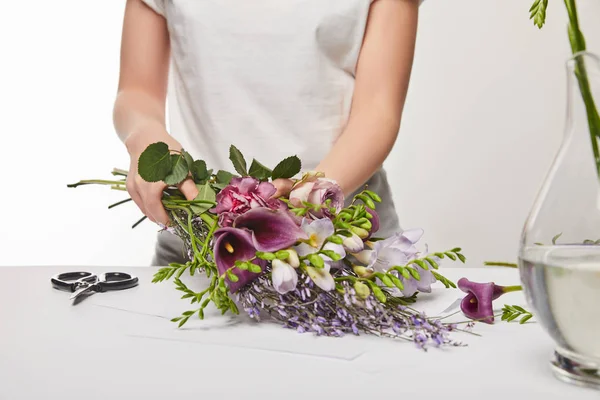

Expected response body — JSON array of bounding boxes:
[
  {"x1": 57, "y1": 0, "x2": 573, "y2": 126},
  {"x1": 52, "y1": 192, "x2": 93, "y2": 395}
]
[
  {"x1": 289, "y1": 177, "x2": 344, "y2": 218},
  {"x1": 211, "y1": 177, "x2": 283, "y2": 224}
]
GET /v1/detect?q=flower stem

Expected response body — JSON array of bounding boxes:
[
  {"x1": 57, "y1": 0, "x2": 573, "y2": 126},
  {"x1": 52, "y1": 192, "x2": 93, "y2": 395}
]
[
  {"x1": 502, "y1": 285, "x2": 523, "y2": 293},
  {"x1": 484, "y1": 261, "x2": 518, "y2": 268},
  {"x1": 564, "y1": 0, "x2": 600, "y2": 175}
]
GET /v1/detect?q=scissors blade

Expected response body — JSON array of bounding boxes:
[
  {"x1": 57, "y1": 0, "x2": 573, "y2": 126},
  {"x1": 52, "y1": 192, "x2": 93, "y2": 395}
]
[{"x1": 69, "y1": 284, "x2": 96, "y2": 300}]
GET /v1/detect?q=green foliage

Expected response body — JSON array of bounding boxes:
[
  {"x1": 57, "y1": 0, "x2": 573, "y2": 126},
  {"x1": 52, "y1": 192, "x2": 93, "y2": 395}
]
[
  {"x1": 229, "y1": 145, "x2": 247, "y2": 176},
  {"x1": 502, "y1": 304, "x2": 534, "y2": 324},
  {"x1": 529, "y1": 0, "x2": 548, "y2": 29},
  {"x1": 164, "y1": 154, "x2": 190, "y2": 185},
  {"x1": 248, "y1": 159, "x2": 272, "y2": 180},
  {"x1": 138, "y1": 142, "x2": 172, "y2": 182},
  {"x1": 271, "y1": 156, "x2": 302, "y2": 180},
  {"x1": 191, "y1": 160, "x2": 209, "y2": 182},
  {"x1": 431, "y1": 271, "x2": 457, "y2": 289}
]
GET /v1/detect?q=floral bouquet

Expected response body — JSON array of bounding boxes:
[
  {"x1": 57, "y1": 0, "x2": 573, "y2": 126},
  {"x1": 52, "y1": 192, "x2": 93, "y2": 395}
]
[{"x1": 70, "y1": 144, "x2": 472, "y2": 349}]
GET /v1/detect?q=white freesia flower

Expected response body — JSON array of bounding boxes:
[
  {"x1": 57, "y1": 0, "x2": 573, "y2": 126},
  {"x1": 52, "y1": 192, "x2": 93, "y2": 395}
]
[
  {"x1": 295, "y1": 218, "x2": 346, "y2": 260},
  {"x1": 271, "y1": 259, "x2": 298, "y2": 294},
  {"x1": 305, "y1": 263, "x2": 335, "y2": 292}
]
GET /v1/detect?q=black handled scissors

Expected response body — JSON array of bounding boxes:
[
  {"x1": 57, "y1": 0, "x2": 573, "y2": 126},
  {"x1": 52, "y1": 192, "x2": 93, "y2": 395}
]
[{"x1": 51, "y1": 271, "x2": 139, "y2": 302}]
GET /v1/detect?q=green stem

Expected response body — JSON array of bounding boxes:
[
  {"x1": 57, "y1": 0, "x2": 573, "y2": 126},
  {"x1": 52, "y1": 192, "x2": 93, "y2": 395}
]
[
  {"x1": 67, "y1": 179, "x2": 125, "y2": 188},
  {"x1": 564, "y1": 0, "x2": 600, "y2": 175},
  {"x1": 484, "y1": 261, "x2": 518, "y2": 268},
  {"x1": 502, "y1": 285, "x2": 523, "y2": 293}
]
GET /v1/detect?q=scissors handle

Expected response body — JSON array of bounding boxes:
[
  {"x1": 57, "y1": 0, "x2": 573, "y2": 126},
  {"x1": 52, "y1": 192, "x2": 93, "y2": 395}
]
[
  {"x1": 51, "y1": 272, "x2": 97, "y2": 292},
  {"x1": 95, "y1": 272, "x2": 139, "y2": 292}
]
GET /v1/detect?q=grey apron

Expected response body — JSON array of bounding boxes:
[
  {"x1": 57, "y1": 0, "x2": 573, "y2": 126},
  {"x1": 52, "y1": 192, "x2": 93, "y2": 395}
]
[{"x1": 151, "y1": 168, "x2": 401, "y2": 266}]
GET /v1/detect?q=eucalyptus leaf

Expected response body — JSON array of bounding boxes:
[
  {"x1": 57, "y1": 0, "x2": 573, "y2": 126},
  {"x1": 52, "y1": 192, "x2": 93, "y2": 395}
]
[
  {"x1": 164, "y1": 154, "x2": 190, "y2": 185},
  {"x1": 229, "y1": 145, "x2": 247, "y2": 176},
  {"x1": 271, "y1": 156, "x2": 301, "y2": 180},
  {"x1": 248, "y1": 159, "x2": 272, "y2": 180},
  {"x1": 138, "y1": 142, "x2": 172, "y2": 182}
]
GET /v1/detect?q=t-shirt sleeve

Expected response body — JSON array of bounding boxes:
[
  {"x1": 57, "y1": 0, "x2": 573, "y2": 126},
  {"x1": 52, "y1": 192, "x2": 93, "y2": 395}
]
[{"x1": 141, "y1": 0, "x2": 165, "y2": 16}]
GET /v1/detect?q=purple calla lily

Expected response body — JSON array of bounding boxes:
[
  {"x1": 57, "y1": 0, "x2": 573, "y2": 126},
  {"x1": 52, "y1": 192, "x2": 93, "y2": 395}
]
[
  {"x1": 457, "y1": 278, "x2": 522, "y2": 324},
  {"x1": 234, "y1": 208, "x2": 307, "y2": 252},
  {"x1": 214, "y1": 227, "x2": 266, "y2": 292}
]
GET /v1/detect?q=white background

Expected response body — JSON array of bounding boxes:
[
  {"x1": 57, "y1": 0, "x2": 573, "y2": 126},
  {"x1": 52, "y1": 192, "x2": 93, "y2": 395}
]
[{"x1": 0, "y1": 0, "x2": 599, "y2": 267}]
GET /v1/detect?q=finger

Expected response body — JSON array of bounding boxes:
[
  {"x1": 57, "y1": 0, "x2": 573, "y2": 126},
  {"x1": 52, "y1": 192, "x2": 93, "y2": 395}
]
[
  {"x1": 179, "y1": 178, "x2": 199, "y2": 201},
  {"x1": 143, "y1": 186, "x2": 170, "y2": 226},
  {"x1": 126, "y1": 179, "x2": 149, "y2": 218},
  {"x1": 272, "y1": 178, "x2": 293, "y2": 198}
]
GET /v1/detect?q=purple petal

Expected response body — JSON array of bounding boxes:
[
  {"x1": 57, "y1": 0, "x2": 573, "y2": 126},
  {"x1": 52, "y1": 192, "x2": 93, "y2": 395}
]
[
  {"x1": 365, "y1": 207, "x2": 380, "y2": 238},
  {"x1": 234, "y1": 208, "x2": 307, "y2": 252},
  {"x1": 230, "y1": 177, "x2": 259, "y2": 195},
  {"x1": 213, "y1": 227, "x2": 265, "y2": 292},
  {"x1": 256, "y1": 181, "x2": 277, "y2": 199},
  {"x1": 457, "y1": 278, "x2": 505, "y2": 324}
]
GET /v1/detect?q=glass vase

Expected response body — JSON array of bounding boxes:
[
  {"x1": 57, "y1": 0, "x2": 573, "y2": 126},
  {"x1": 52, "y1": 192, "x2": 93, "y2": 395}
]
[{"x1": 519, "y1": 52, "x2": 600, "y2": 390}]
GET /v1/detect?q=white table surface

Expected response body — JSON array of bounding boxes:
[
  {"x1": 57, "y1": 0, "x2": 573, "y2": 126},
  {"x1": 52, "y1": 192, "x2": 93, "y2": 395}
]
[{"x1": 0, "y1": 266, "x2": 597, "y2": 400}]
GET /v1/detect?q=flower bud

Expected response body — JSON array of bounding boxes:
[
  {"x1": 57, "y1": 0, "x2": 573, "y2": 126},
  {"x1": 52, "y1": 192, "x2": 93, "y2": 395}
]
[
  {"x1": 350, "y1": 226, "x2": 369, "y2": 239},
  {"x1": 354, "y1": 281, "x2": 371, "y2": 299},
  {"x1": 286, "y1": 248, "x2": 300, "y2": 268},
  {"x1": 353, "y1": 265, "x2": 374, "y2": 279},
  {"x1": 343, "y1": 233, "x2": 364, "y2": 253}
]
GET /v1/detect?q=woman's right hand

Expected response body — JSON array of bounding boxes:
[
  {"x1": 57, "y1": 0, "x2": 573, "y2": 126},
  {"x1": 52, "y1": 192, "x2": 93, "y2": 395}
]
[{"x1": 124, "y1": 123, "x2": 198, "y2": 226}]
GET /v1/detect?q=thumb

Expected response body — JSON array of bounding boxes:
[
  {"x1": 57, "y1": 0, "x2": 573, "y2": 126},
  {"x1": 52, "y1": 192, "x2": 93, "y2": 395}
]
[{"x1": 179, "y1": 178, "x2": 199, "y2": 200}]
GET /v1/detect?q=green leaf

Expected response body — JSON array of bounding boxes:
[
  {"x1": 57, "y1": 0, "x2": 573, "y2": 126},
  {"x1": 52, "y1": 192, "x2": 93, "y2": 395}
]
[
  {"x1": 271, "y1": 156, "x2": 302, "y2": 180},
  {"x1": 216, "y1": 170, "x2": 234, "y2": 185},
  {"x1": 178, "y1": 317, "x2": 189, "y2": 328},
  {"x1": 413, "y1": 259, "x2": 428, "y2": 270},
  {"x1": 275, "y1": 250, "x2": 290, "y2": 260},
  {"x1": 182, "y1": 150, "x2": 194, "y2": 168},
  {"x1": 229, "y1": 145, "x2": 247, "y2": 176},
  {"x1": 191, "y1": 160, "x2": 209, "y2": 182},
  {"x1": 138, "y1": 142, "x2": 172, "y2": 182},
  {"x1": 513, "y1": 305, "x2": 527, "y2": 313},
  {"x1": 235, "y1": 261, "x2": 249, "y2": 271},
  {"x1": 164, "y1": 154, "x2": 190, "y2": 185},
  {"x1": 397, "y1": 267, "x2": 411, "y2": 280},
  {"x1": 457, "y1": 253, "x2": 466, "y2": 263},
  {"x1": 529, "y1": 0, "x2": 548, "y2": 29},
  {"x1": 196, "y1": 182, "x2": 216, "y2": 202},
  {"x1": 248, "y1": 159, "x2": 273, "y2": 180}
]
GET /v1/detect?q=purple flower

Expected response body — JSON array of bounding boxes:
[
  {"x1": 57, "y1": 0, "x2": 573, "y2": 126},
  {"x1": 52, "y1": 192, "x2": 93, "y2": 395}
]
[
  {"x1": 457, "y1": 278, "x2": 520, "y2": 324},
  {"x1": 233, "y1": 208, "x2": 307, "y2": 252},
  {"x1": 211, "y1": 177, "x2": 284, "y2": 224},
  {"x1": 289, "y1": 176, "x2": 344, "y2": 218},
  {"x1": 213, "y1": 227, "x2": 266, "y2": 292}
]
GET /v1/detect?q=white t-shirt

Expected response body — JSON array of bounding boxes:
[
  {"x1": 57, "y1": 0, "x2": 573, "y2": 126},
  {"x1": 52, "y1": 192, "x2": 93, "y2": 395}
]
[{"x1": 141, "y1": 0, "x2": 422, "y2": 173}]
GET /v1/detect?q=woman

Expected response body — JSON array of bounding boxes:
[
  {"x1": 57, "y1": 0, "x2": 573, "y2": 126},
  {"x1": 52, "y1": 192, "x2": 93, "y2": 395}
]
[{"x1": 114, "y1": 0, "x2": 421, "y2": 266}]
